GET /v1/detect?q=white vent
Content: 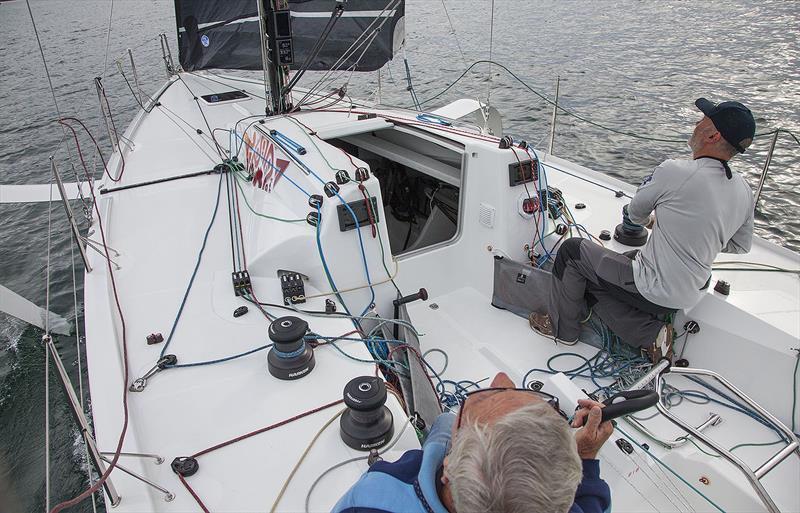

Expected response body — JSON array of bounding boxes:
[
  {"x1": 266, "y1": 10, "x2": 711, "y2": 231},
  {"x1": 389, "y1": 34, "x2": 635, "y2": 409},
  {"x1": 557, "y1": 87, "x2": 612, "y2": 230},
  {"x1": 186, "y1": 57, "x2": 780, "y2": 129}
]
[{"x1": 479, "y1": 203, "x2": 496, "y2": 228}]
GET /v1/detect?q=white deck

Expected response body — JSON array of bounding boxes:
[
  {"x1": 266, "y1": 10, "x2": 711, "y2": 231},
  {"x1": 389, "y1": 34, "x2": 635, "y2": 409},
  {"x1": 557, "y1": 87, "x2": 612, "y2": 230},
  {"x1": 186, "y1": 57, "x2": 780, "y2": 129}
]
[{"x1": 81, "y1": 71, "x2": 799, "y2": 512}]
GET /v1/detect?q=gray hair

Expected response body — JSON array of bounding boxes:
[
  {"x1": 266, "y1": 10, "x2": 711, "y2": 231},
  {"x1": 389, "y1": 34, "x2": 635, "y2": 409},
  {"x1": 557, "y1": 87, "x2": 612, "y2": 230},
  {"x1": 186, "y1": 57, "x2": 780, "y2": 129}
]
[{"x1": 445, "y1": 402, "x2": 582, "y2": 513}]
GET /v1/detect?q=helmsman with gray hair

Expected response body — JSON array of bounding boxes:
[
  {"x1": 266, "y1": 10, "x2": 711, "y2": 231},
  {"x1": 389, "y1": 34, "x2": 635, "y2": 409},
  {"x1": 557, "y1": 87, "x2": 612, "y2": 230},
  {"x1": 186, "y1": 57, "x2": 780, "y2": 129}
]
[{"x1": 331, "y1": 372, "x2": 613, "y2": 513}]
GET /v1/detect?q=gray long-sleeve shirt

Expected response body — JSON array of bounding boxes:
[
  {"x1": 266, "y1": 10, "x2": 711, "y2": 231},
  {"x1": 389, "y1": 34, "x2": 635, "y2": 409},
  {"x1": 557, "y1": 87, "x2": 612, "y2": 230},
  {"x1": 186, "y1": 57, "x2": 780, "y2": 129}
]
[{"x1": 628, "y1": 157, "x2": 754, "y2": 309}]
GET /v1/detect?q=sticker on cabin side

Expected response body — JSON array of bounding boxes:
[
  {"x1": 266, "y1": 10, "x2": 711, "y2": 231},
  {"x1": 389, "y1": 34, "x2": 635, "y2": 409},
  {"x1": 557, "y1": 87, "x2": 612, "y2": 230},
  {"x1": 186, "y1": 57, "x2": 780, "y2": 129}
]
[{"x1": 244, "y1": 130, "x2": 291, "y2": 193}]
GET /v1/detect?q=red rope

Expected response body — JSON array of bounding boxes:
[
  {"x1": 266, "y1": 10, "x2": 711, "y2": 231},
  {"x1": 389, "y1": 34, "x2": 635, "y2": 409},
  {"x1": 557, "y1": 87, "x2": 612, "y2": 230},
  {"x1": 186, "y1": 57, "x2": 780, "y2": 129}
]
[
  {"x1": 178, "y1": 475, "x2": 210, "y2": 513},
  {"x1": 358, "y1": 184, "x2": 377, "y2": 238},
  {"x1": 58, "y1": 117, "x2": 124, "y2": 183},
  {"x1": 172, "y1": 399, "x2": 345, "y2": 511},
  {"x1": 192, "y1": 399, "x2": 344, "y2": 458},
  {"x1": 50, "y1": 120, "x2": 131, "y2": 513},
  {"x1": 386, "y1": 344, "x2": 443, "y2": 413}
]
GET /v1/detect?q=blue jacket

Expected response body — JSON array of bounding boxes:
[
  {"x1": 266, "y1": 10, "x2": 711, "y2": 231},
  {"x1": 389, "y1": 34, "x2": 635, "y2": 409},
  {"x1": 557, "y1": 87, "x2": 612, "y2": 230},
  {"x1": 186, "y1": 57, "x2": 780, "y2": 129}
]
[{"x1": 332, "y1": 413, "x2": 611, "y2": 513}]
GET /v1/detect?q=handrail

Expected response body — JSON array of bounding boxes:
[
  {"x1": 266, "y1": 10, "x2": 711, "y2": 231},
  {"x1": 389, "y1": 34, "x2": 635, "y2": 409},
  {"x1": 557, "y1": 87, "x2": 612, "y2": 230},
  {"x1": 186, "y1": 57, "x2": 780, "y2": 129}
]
[
  {"x1": 52, "y1": 157, "x2": 92, "y2": 272},
  {"x1": 654, "y1": 367, "x2": 800, "y2": 513},
  {"x1": 159, "y1": 33, "x2": 177, "y2": 77},
  {"x1": 548, "y1": 75, "x2": 560, "y2": 156},
  {"x1": 754, "y1": 130, "x2": 780, "y2": 209},
  {"x1": 625, "y1": 412, "x2": 722, "y2": 449}
]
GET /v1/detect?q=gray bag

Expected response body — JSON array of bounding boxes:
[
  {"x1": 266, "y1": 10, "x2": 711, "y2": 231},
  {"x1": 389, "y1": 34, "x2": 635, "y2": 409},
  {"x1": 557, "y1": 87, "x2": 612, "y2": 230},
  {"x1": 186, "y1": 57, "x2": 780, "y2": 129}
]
[{"x1": 490, "y1": 256, "x2": 551, "y2": 318}]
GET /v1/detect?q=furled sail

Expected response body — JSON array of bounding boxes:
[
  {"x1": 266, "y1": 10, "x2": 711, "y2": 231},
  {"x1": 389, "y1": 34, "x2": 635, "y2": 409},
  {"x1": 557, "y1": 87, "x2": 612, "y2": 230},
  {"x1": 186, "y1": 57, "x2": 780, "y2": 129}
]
[{"x1": 175, "y1": 0, "x2": 405, "y2": 72}]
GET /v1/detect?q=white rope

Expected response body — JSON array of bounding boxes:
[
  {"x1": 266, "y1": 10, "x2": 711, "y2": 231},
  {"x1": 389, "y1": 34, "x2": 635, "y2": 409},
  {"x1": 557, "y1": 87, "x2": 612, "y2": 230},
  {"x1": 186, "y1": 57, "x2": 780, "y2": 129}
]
[{"x1": 627, "y1": 449, "x2": 690, "y2": 512}]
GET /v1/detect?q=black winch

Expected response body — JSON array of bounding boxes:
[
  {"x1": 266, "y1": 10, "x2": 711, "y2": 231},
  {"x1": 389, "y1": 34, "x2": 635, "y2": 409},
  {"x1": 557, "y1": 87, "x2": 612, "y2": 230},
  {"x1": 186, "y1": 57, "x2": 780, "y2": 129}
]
[
  {"x1": 339, "y1": 376, "x2": 394, "y2": 451},
  {"x1": 267, "y1": 316, "x2": 315, "y2": 380}
]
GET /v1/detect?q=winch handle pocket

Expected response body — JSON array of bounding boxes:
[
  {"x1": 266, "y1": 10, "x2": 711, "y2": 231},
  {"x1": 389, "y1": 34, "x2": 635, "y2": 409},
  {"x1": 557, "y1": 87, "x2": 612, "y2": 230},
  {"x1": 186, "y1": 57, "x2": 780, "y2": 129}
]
[{"x1": 600, "y1": 390, "x2": 658, "y2": 423}]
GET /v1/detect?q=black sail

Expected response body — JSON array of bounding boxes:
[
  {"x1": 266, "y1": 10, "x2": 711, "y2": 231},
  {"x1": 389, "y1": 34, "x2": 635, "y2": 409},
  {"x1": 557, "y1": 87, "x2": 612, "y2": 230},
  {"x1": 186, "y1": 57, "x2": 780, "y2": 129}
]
[{"x1": 175, "y1": 0, "x2": 405, "y2": 72}]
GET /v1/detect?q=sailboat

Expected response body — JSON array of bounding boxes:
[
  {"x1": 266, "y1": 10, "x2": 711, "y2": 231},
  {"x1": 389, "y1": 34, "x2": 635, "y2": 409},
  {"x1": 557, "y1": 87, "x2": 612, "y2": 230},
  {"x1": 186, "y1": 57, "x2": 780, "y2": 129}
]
[{"x1": 2, "y1": 0, "x2": 799, "y2": 512}]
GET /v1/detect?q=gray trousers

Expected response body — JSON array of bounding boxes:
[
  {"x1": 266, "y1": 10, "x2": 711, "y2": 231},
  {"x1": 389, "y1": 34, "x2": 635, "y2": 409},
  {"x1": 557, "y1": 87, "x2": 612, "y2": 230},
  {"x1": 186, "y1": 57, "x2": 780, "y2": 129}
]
[{"x1": 548, "y1": 238, "x2": 673, "y2": 348}]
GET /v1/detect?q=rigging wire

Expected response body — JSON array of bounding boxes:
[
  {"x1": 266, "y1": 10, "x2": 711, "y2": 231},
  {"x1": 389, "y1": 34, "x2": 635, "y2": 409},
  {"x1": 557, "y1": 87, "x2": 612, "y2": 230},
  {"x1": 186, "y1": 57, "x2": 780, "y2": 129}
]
[
  {"x1": 70, "y1": 227, "x2": 99, "y2": 513},
  {"x1": 50, "y1": 118, "x2": 134, "y2": 513},
  {"x1": 296, "y1": 0, "x2": 402, "y2": 108},
  {"x1": 615, "y1": 426, "x2": 726, "y2": 513},
  {"x1": 439, "y1": 0, "x2": 468, "y2": 69},
  {"x1": 176, "y1": 75, "x2": 227, "y2": 158},
  {"x1": 101, "y1": 0, "x2": 115, "y2": 78},
  {"x1": 416, "y1": 59, "x2": 800, "y2": 149},
  {"x1": 486, "y1": 0, "x2": 496, "y2": 112},
  {"x1": 44, "y1": 181, "x2": 54, "y2": 513}
]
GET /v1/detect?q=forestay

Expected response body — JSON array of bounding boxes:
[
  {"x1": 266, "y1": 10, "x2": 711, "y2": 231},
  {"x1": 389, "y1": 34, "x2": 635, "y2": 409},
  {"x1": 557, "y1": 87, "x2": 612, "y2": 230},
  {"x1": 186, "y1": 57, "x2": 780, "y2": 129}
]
[{"x1": 174, "y1": 0, "x2": 405, "y2": 72}]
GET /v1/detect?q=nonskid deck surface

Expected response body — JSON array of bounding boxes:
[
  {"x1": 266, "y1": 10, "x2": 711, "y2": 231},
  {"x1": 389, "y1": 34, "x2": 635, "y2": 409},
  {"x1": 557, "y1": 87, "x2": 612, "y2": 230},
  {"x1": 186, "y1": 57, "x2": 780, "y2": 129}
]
[{"x1": 80, "y1": 71, "x2": 799, "y2": 512}]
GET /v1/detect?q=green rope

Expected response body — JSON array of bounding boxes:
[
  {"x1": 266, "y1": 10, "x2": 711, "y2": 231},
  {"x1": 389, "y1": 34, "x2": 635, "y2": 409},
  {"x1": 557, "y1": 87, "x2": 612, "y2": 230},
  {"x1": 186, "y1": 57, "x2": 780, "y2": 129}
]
[
  {"x1": 231, "y1": 168, "x2": 306, "y2": 223},
  {"x1": 615, "y1": 426, "x2": 726, "y2": 513},
  {"x1": 684, "y1": 437, "x2": 721, "y2": 458},
  {"x1": 729, "y1": 439, "x2": 784, "y2": 452}
]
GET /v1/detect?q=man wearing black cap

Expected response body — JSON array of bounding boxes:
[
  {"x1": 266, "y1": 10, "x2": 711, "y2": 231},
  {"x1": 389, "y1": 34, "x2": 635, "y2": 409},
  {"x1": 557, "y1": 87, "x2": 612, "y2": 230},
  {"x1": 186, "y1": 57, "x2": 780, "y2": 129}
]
[{"x1": 530, "y1": 98, "x2": 756, "y2": 360}]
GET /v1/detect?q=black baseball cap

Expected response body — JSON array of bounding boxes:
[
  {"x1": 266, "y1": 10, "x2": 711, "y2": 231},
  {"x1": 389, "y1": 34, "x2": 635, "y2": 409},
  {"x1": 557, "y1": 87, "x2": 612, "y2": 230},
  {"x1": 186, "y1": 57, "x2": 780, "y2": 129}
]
[{"x1": 695, "y1": 98, "x2": 756, "y2": 153}]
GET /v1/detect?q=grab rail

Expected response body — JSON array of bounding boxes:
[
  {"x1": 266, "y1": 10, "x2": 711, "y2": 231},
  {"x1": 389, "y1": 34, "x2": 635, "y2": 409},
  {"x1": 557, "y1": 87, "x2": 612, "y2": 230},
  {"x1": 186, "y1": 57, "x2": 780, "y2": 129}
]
[
  {"x1": 654, "y1": 367, "x2": 799, "y2": 513},
  {"x1": 754, "y1": 130, "x2": 780, "y2": 209}
]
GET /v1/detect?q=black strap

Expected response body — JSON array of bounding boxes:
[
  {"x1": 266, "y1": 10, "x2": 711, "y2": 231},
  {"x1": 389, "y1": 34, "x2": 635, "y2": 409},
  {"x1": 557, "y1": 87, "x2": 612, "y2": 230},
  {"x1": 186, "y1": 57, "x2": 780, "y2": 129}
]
[
  {"x1": 413, "y1": 479, "x2": 436, "y2": 513},
  {"x1": 695, "y1": 156, "x2": 732, "y2": 180}
]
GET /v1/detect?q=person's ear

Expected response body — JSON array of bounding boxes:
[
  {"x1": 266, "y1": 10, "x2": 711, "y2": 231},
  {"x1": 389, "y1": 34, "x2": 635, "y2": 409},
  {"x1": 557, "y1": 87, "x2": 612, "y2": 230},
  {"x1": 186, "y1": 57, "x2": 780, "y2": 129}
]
[{"x1": 707, "y1": 130, "x2": 722, "y2": 144}]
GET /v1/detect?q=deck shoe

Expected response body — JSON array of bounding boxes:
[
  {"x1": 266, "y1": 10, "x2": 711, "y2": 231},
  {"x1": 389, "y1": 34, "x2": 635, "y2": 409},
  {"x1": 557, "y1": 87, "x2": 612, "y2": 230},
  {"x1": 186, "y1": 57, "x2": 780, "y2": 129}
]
[
  {"x1": 643, "y1": 324, "x2": 674, "y2": 364},
  {"x1": 528, "y1": 312, "x2": 578, "y2": 346}
]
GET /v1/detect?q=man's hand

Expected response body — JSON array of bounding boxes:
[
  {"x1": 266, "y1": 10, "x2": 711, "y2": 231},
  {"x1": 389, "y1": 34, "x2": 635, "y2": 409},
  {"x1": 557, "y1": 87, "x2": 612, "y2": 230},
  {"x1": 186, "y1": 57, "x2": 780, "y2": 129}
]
[
  {"x1": 645, "y1": 214, "x2": 655, "y2": 230},
  {"x1": 572, "y1": 399, "x2": 615, "y2": 460}
]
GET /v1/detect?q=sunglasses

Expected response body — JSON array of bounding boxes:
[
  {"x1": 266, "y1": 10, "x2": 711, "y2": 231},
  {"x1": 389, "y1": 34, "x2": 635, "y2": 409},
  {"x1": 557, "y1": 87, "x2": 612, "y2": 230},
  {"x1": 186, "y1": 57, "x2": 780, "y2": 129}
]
[{"x1": 455, "y1": 387, "x2": 568, "y2": 429}]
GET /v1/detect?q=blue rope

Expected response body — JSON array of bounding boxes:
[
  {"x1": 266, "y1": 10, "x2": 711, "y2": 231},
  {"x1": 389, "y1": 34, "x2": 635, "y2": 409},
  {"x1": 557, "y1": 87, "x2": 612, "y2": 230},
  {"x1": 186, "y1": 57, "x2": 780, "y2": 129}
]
[
  {"x1": 232, "y1": 131, "x2": 313, "y2": 199},
  {"x1": 266, "y1": 131, "x2": 376, "y2": 316},
  {"x1": 160, "y1": 172, "x2": 225, "y2": 358},
  {"x1": 684, "y1": 375, "x2": 799, "y2": 439},
  {"x1": 314, "y1": 205, "x2": 356, "y2": 320},
  {"x1": 169, "y1": 343, "x2": 273, "y2": 369},
  {"x1": 524, "y1": 146, "x2": 555, "y2": 265}
]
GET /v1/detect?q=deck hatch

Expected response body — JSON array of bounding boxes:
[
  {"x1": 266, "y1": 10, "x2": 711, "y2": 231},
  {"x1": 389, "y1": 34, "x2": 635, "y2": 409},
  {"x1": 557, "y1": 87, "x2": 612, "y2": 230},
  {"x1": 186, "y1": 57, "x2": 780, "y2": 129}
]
[{"x1": 200, "y1": 90, "x2": 249, "y2": 104}]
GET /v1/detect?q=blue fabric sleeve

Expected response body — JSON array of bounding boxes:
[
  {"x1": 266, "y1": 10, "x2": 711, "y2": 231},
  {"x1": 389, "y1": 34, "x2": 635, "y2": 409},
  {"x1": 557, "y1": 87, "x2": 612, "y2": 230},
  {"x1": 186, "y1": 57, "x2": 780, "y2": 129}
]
[{"x1": 569, "y1": 460, "x2": 611, "y2": 513}]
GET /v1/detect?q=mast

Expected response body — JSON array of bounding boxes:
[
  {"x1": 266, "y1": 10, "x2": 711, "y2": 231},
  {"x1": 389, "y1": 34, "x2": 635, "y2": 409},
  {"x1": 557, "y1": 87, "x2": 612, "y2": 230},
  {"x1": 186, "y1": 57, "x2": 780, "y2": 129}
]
[{"x1": 258, "y1": 0, "x2": 294, "y2": 115}]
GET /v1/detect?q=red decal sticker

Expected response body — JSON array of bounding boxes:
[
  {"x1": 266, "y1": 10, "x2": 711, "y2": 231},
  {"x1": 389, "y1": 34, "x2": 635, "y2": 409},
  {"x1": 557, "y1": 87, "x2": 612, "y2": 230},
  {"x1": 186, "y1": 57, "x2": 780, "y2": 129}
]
[{"x1": 244, "y1": 130, "x2": 291, "y2": 193}]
